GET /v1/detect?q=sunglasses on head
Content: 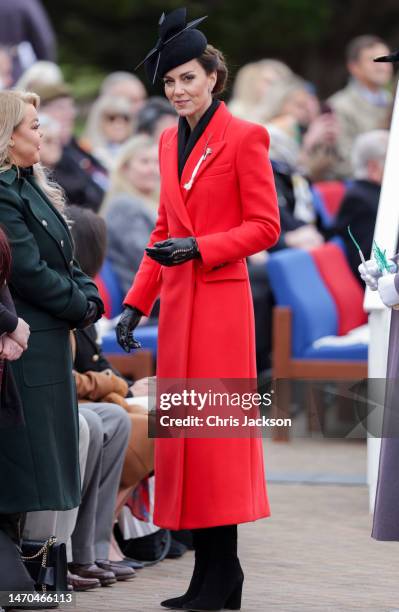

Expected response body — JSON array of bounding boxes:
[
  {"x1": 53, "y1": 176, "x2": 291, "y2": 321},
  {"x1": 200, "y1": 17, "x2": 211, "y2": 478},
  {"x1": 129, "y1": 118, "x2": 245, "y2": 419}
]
[{"x1": 104, "y1": 113, "x2": 132, "y2": 122}]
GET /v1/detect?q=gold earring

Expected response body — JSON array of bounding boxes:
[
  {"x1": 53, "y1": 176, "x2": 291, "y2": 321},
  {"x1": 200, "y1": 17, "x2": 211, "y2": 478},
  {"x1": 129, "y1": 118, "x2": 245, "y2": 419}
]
[{"x1": 9, "y1": 141, "x2": 14, "y2": 147}]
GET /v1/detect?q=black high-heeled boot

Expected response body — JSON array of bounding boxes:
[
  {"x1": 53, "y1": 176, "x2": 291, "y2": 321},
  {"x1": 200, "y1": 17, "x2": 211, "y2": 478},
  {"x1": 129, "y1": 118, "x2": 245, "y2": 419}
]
[
  {"x1": 160, "y1": 529, "x2": 209, "y2": 609},
  {"x1": 182, "y1": 525, "x2": 244, "y2": 612}
]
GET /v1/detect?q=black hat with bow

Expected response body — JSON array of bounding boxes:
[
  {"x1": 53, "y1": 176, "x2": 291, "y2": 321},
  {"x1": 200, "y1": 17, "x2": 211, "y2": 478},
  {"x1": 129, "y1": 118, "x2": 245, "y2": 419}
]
[{"x1": 135, "y1": 8, "x2": 208, "y2": 84}]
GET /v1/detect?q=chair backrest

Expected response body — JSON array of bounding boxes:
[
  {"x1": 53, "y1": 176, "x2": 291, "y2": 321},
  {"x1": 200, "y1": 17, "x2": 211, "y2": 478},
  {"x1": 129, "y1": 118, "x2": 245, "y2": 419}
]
[
  {"x1": 96, "y1": 259, "x2": 124, "y2": 319},
  {"x1": 312, "y1": 181, "x2": 347, "y2": 228},
  {"x1": 267, "y1": 248, "x2": 338, "y2": 357},
  {"x1": 311, "y1": 242, "x2": 367, "y2": 336}
]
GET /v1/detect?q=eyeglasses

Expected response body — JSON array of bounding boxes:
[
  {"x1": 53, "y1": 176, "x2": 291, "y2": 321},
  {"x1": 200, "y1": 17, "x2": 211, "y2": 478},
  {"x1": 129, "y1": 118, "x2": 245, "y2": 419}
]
[{"x1": 104, "y1": 113, "x2": 133, "y2": 123}]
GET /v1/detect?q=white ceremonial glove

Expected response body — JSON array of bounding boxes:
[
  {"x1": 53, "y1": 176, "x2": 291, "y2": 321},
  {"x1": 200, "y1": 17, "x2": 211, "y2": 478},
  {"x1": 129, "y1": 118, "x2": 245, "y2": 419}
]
[
  {"x1": 377, "y1": 274, "x2": 399, "y2": 308},
  {"x1": 358, "y1": 259, "x2": 397, "y2": 291}
]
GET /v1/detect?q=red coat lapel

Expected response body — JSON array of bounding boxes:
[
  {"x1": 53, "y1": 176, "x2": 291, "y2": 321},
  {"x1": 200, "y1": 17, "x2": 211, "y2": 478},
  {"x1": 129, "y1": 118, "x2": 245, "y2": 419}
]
[
  {"x1": 162, "y1": 129, "x2": 194, "y2": 234},
  {"x1": 161, "y1": 102, "x2": 233, "y2": 223}
]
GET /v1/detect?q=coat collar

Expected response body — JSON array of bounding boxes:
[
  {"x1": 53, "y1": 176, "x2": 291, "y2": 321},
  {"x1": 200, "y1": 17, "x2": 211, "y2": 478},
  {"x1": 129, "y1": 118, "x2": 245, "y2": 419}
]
[
  {"x1": 0, "y1": 166, "x2": 18, "y2": 185},
  {"x1": 161, "y1": 101, "x2": 232, "y2": 234},
  {"x1": 0, "y1": 165, "x2": 74, "y2": 268}
]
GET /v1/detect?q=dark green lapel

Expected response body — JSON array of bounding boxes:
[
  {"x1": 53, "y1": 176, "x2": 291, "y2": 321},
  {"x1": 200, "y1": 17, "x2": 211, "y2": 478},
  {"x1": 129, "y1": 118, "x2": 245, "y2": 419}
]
[{"x1": 0, "y1": 167, "x2": 74, "y2": 272}]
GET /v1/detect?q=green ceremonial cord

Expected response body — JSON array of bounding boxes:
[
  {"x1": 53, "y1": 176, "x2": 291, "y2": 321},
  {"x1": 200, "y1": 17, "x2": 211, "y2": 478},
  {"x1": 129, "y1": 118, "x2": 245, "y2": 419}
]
[
  {"x1": 373, "y1": 240, "x2": 391, "y2": 274},
  {"x1": 348, "y1": 225, "x2": 391, "y2": 274},
  {"x1": 347, "y1": 226, "x2": 361, "y2": 253}
]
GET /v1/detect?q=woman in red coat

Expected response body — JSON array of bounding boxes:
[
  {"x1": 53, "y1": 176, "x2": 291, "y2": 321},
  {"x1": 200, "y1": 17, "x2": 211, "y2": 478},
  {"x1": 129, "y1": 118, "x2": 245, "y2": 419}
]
[{"x1": 117, "y1": 8, "x2": 280, "y2": 611}]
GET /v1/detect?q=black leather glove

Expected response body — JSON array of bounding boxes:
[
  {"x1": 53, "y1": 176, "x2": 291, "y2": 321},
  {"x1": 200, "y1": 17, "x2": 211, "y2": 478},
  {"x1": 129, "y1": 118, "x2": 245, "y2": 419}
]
[
  {"x1": 75, "y1": 300, "x2": 101, "y2": 329},
  {"x1": 145, "y1": 237, "x2": 200, "y2": 267},
  {"x1": 116, "y1": 305, "x2": 143, "y2": 353}
]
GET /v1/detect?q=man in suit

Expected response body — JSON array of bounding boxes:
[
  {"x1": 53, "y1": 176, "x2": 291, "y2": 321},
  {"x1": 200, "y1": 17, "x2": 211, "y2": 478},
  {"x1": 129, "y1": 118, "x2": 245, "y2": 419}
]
[{"x1": 328, "y1": 35, "x2": 392, "y2": 178}]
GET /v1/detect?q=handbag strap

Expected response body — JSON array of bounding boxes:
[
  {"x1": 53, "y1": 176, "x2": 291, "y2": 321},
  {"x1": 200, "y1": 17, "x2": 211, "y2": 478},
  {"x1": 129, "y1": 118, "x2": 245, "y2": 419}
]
[{"x1": 21, "y1": 536, "x2": 57, "y2": 593}]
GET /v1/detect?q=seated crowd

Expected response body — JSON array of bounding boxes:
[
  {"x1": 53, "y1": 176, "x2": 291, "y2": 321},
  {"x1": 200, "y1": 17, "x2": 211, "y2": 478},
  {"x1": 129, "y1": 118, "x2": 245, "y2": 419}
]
[{"x1": 0, "y1": 30, "x2": 394, "y2": 597}]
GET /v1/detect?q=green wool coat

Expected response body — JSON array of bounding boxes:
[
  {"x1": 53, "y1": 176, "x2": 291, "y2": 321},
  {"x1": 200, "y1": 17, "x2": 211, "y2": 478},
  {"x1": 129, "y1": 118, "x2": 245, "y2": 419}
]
[{"x1": 0, "y1": 166, "x2": 101, "y2": 513}]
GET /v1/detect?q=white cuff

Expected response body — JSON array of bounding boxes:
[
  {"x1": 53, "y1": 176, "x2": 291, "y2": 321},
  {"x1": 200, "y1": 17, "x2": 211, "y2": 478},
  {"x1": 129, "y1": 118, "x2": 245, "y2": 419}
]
[{"x1": 378, "y1": 274, "x2": 399, "y2": 307}]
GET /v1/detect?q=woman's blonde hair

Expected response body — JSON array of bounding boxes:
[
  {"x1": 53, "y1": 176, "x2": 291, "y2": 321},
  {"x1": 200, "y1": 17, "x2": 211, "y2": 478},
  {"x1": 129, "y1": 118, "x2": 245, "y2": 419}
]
[
  {"x1": 101, "y1": 134, "x2": 158, "y2": 213},
  {"x1": 0, "y1": 90, "x2": 66, "y2": 212},
  {"x1": 231, "y1": 59, "x2": 293, "y2": 108},
  {"x1": 255, "y1": 75, "x2": 307, "y2": 124}
]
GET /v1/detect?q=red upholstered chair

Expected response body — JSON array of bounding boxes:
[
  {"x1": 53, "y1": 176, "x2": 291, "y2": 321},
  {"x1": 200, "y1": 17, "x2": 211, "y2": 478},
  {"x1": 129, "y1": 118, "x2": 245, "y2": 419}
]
[
  {"x1": 313, "y1": 181, "x2": 346, "y2": 217},
  {"x1": 311, "y1": 242, "x2": 367, "y2": 336},
  {"x1": 268, "y1": 242, "x2": 368, "y2": 440}
]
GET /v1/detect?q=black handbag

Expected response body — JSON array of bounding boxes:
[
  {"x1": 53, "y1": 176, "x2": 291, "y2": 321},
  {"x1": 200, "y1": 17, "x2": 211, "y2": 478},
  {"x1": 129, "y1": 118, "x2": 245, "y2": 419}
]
[
  {"x1": 117, "y1": 526, "x2": 171, "y2": 565},
  {"x1": 21, "y1": 536, "x2": 68, "y2": 592}
]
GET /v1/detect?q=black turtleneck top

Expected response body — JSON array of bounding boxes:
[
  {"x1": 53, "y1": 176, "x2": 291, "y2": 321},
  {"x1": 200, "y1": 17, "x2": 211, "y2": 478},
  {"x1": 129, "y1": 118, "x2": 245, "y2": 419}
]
[{"x1": 177, "y1": 98, "x2": 220, "y2": 179}]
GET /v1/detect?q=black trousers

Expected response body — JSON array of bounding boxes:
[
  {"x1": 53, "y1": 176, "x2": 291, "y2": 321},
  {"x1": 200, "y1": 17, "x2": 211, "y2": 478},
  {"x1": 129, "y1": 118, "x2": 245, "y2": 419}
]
[
  {"x1": 247, "y1": 261, "x2": 274, "y2": 373},
  {"x1": 0, "y1": 513, "x2": 34, "y2": 591}
]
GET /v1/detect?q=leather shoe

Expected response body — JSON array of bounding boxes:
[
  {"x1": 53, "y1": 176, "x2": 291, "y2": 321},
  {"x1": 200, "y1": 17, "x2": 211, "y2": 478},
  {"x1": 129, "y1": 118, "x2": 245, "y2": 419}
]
[
  {"x1": 111, "y1": 557, "x2": 144, "y2": 570},
  {"x1": 67, "y1": 570, "x2": 101, "y2": 591},
  {"x1": 96, "y1": 559, "x2": 135, "y2": 581},
  {"x1": 68, "y1": 563, "x2": 116, "y2": 586}
]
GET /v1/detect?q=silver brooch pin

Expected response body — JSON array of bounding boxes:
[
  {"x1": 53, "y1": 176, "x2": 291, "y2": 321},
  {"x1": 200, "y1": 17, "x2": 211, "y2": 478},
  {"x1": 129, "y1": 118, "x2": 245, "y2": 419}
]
[{"x1": 183, "y1": 146, "x2": 212, "y2": 191}]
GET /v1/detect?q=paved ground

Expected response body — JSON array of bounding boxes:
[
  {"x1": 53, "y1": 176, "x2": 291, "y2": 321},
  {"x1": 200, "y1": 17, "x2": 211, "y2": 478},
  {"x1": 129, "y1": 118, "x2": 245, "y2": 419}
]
[{"x1": 57, "y1": 439, "x2": 399, "y2": 612}]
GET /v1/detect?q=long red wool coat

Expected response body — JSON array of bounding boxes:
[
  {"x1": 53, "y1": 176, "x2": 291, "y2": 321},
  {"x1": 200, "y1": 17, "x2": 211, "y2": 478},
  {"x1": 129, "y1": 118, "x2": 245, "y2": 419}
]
[{"x1": 125, "y1": 102, "x2": 280, "y2": 529}]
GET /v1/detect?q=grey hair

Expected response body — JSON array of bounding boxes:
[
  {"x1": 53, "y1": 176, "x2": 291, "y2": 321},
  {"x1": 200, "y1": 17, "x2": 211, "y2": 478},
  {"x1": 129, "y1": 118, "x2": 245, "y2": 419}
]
[
  {"x1": 0, "y1": 90, "x2": 66, "y2": 212},
  {"x1": 351, "y1": 130, "x2": 389, "y2": 179},
  {"x1": 14, "y1": 61, "x2": 64, "y2": 91},
  {"x1": 100, "y1": 71, "x2": 145, "y2": 96}
]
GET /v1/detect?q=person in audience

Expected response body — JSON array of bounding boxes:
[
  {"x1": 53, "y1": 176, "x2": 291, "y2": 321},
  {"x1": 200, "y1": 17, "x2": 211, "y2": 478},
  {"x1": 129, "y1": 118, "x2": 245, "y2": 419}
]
[
  {"x1": 69, "y1": 384, "x2": 134, "y2": 584},
  {"x1": 328, "y1": 35, "x2": 393, "y2": 177},
  {"x1": 260, "y1": 75, "x2": 340, "y2": 183},
  {"x1": 36, "y1": 113, "x2": 63, "y2": 170},
  {"x1": 0, "y1": 0, "x2": 56, "y2": 81},
  {"x1": 258, "y1": 77, "x2": 324, "y2": 250},
  {"x1": 30, "y1": 82, "x2": 108, "y2": 211},
  {"x1": 229, "y1": 58, "x2": 293, "y2": 121},
  {"x1": 136, "y1": 96, "x2": 178, "y2": 141},
  {"x1": 82, "y1": 95, "x2": 135, "y2": 171},
  {"x1": 102, "y1": 135, "x2": 159, "y2": 294},
  {"x1": 333, "y1": 129, "x2": 389, "y2": 282},
  {"x1": 0, "y1": 226, "x2": 34, "y2": 593},
  {"x1": 14, "y1": 60, "x2": 64, "y2": 91},
  {"x1": 24, "y1": 204, "x2": 135, "y2": 589},
  {"x1": 100, "y1": 71, "x2": 147, "y2": 117},
  {"x1": 67, "y1": 204, "x2": 155, "y2": 570},
  {"x1": 117, "y1": 9, "x2": 280, "y2": 611},
  {"x1": 0, "y1": 90, "x2": 104, "y2": 600}
]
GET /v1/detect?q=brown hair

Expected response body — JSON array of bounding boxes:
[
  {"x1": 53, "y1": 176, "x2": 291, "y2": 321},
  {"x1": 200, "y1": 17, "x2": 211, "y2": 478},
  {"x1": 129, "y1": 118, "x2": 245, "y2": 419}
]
[
  {"x1": 346, "y1": 35, "x2": 386, "y2": 63},
  {"x1": 67, "y1": 205, "x2": 107, "y2": 278},
  {"x1": 197, "y1": 44, "x2": 228, "y2": 95}
]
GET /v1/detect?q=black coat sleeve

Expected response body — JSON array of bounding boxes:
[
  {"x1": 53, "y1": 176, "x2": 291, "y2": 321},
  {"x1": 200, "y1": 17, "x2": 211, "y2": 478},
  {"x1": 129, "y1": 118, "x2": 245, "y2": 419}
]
[{"x1": 0, "y1": 286, "x2": 18, "y2": 335}]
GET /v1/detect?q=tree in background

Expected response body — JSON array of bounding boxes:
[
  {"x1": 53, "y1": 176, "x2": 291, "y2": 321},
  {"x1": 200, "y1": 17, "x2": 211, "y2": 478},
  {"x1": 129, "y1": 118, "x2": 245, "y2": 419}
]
[{"x1": 42, "y1": 0, "x2": 399, "y2": 99}]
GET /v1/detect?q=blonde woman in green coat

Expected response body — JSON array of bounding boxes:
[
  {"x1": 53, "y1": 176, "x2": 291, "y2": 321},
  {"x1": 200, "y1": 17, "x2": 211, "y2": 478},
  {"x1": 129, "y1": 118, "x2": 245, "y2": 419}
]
[{"x1": 0, "y1": 90, "x2": 104, "y2": 518}]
